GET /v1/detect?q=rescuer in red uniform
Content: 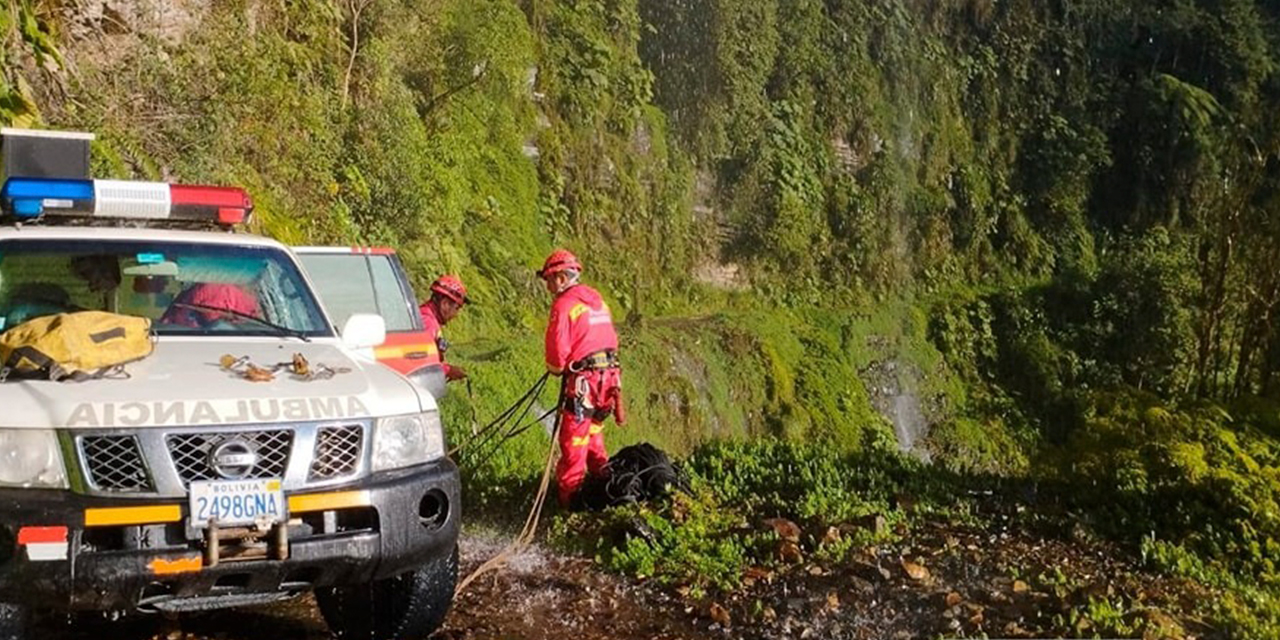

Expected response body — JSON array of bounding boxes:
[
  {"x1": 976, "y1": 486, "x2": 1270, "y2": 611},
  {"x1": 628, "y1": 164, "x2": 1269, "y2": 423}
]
[
  {"x1": 419, "y1": 274, "x2": 469, "y2": 382},
  {"x1": 538, "y1": 249, "x2": 625, "y2": 507},
  {"x1": 161, "y1": 282, "x2": 261, "y2": 329}
]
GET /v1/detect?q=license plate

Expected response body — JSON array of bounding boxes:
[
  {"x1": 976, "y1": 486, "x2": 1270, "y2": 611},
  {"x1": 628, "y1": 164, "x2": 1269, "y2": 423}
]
[{"x1": 188, "y1": 479, "x2": 286, "y2": 528}]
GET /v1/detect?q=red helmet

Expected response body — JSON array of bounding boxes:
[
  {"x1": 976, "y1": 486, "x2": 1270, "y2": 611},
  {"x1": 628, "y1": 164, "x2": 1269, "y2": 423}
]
[
  {"x1": 537, "y1": 249, "x2": 582, "y2": 279},
  {"x1": 430, "y1": 274, "x2": 469, "y2": 305}
]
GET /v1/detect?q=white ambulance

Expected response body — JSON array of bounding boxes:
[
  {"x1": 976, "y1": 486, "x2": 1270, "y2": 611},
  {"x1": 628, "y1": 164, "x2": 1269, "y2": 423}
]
[{"x1": 0, "y1": 130, "x2": 459, "y2": 640}]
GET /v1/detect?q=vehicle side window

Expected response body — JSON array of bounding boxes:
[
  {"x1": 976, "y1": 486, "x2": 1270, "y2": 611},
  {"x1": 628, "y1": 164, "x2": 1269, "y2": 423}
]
[
  {"x1": 297, "y1": 254, "x2": 375, "y2": 331},
  {"x1": 367, "y1": 255, "x2": 417, "y2": 333}
]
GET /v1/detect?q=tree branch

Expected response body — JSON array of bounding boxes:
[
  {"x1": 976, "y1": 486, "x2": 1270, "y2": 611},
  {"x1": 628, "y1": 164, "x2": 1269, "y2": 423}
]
[
  {"x1": 341, "y1": 0, "x2": 373, "y2": 109},
  {"x1": 423, "y1": 63, "x2": 488, "y2": 115}
]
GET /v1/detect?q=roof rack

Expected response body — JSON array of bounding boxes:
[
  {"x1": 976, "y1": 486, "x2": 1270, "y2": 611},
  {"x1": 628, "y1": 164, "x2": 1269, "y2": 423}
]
[
  {"x1": 1, "y1": 127, "x2": 93, "y2": 184},
  {"x1": 0, "y1": 129, "x2": 252, "y2": 229}
]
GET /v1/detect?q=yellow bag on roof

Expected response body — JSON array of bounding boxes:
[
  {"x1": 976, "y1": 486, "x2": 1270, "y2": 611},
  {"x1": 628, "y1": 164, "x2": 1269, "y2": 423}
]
[{"x1": 0, "y1": 311, "x2": 154, "y2": 381}]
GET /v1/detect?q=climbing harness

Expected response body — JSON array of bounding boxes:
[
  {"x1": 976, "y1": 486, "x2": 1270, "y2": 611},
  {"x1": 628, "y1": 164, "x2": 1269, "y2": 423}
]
[{"x1": 567, "y1": 349, "x2": 619, "y2": 373}]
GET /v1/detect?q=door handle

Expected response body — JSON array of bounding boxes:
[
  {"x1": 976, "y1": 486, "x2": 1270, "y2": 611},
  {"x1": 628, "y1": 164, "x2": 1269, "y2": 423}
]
[{"x1": 405, "y1": 351, "x2": 430, "y2": 360}]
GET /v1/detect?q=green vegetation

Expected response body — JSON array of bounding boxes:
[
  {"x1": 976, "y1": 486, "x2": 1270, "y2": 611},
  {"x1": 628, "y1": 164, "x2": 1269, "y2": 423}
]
[
  {"x1": 3, "y1": 0, "x2": 1280, "y2": 635},
  {"x1": 551, "y1": 439, "x2": 949, "y2": 595}
]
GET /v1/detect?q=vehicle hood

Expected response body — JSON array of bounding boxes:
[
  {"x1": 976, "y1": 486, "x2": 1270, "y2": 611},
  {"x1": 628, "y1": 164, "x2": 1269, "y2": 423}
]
[{"x1": 0, "y1": 339, "x2": 435, "y2": 429}]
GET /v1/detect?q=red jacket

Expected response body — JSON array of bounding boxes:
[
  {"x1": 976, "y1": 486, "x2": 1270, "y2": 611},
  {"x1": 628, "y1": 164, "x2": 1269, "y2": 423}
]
[
  {"x1": 545, "y1": 284, "x2": 618, "y2": 373},
  {"x1": 418, "y1": 300, "x2": 457, "y2": 379}
]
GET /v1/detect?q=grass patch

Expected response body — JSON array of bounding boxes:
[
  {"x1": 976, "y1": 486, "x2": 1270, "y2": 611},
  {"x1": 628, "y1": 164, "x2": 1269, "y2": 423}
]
[{"x1": 550, "y1": 439, "x2": 975, "y2": 595}]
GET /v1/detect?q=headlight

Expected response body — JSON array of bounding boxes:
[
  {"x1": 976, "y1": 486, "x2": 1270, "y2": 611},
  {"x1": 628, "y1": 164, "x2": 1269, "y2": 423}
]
[
  {"x1": 372, "y1": 412, "x2": 445, "y2": 472},
  {"x1": 0, "y1": 429, "x2": 67, "y2": 488}
]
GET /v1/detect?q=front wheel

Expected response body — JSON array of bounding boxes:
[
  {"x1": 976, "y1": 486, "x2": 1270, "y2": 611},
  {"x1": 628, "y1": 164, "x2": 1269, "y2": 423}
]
[
  {"x1": 316, "y1": 546, "x2": 458, "y2": 640},
  {"x1": 0, "y1": 603, "x2": 31, "y2": 640}
]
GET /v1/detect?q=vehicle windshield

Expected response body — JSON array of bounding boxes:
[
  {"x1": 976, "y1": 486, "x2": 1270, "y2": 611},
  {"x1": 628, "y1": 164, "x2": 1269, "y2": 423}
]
[{"x1": 0, "y1": 239, "x2": 332, "y2": 338}]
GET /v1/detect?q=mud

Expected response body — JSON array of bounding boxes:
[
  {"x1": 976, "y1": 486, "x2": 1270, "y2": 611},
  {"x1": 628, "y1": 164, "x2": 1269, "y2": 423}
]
[
  {"x1": 39, "y1": 515, "x2": 1222, "y2": 640},
  {"x1": 436, "y1": 532, "x2": 708, "y2": 640},
  {"x1": 42, "y1": 533, "x2": 712, "y2": 640}
]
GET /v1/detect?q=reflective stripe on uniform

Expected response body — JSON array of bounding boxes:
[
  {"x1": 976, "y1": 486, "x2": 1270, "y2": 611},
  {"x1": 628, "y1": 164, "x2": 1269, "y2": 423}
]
[
  {"x1": 568, "y1": 303, "x2": 591, "y2": 322},
  {"x1": 571, "y1": 435, "x2": 591, "y2": 447},
  {"x1": 589, "y1": 423, "x2": 604, "y2": 434}
]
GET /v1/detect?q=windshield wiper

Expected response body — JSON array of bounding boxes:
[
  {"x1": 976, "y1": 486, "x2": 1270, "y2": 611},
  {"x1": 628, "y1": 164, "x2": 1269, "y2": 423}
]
[{"x1": 171, "y1": 302, "x2": 312, "y2": 342}]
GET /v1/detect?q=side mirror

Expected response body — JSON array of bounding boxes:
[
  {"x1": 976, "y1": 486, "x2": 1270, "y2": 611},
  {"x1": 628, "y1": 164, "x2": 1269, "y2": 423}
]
[{"x1": 341, "y1": 313, "x2": 386, "y2": 350}]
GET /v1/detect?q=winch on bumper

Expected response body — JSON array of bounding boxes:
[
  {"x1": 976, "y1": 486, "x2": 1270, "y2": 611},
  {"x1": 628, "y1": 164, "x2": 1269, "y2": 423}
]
[{"x1": 0, "y1": 459, "x2": 459, "y2": 613}]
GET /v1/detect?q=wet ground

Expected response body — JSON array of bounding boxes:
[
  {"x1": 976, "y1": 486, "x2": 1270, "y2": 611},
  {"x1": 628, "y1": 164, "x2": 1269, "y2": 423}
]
[
  {"x1": 46, "y1": 533, "x2": 712, "y2": 640},
  {"x1": 43, "y1": 514, "x2": 1222, "y2": 640},
  {"x1": 435, "y1": 533, "x2": 707, "y2": 640}
]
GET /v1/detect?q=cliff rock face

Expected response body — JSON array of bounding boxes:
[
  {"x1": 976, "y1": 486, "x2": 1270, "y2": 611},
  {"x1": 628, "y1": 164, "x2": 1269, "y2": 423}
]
[
  {"x1": 62, "y1": 0, "x2": 207, "y2": 65},
  {"x1": 70, "y1": 0, "x2": 204, "y2": 42}
]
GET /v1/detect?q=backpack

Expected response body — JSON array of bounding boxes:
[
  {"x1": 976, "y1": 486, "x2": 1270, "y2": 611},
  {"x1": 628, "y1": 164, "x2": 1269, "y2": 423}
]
[
  {"x1": 572, "y1": 443, "x2": 689, "y2": 511},
  {"x1": 0, "y1": 311, "x2": 154, "y2": 382}
]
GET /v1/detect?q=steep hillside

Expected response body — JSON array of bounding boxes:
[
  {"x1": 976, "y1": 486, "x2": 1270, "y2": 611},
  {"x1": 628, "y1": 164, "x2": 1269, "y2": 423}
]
[{"x1": 3, "y1": 0, "x2": 1280, "y2": 635}]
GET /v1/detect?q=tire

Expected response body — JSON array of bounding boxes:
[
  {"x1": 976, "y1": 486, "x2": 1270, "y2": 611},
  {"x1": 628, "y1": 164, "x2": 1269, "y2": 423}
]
[
  {"x1": 316, "y1": 546, "x2": 458, "y2": 640},
  {"x1": 0, "y1": 603, "x2": 30, "y2": 640}
]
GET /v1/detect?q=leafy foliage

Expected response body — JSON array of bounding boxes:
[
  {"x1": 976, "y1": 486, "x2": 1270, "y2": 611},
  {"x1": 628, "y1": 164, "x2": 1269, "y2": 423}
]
[
  {"x1": 552, "y1": 439, "x2": 964, "y2": 594},
  {"x1": 2, "y1": 0, "x2": 1280, "y2": 633}
]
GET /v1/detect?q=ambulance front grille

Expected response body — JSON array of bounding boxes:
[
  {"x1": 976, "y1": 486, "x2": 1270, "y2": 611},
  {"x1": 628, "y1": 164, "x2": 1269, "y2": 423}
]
[
  {"x1": 167, "y1": 429, "x2": 294, "y2": 485},
  {"x1": 70, "y1": 420, "x2": 373, "y2": 497},
  {"x1": 309, "y1": 424, "x2": 364, "y2": 481},
  {"x1": 81, "y1": 435, "x2": 152, "y2": 492}
]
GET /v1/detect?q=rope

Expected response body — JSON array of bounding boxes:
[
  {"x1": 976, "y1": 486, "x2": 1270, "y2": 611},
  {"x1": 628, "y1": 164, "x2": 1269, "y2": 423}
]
[
  {"x1": 462, "y1": 405, "x2": 558, "y2": 471},
  {"x1": 452, "y1": 374, "x2": 565, "y2": 596},
  {"x1": 472, "y1": 377, "x2": 543, "y2": 455},
  {"x1": 466, "y1": 378, "x2": 480, "y2": 436},
  {"x1": 454, "y1": 414, "x2": 560, "y2": 596},
  {"x1": 449, "y1": 373, "x2": 549, "y2": 458},
  {"x1": 458, "y1": 373, "x2": 548, "y2": 454}
]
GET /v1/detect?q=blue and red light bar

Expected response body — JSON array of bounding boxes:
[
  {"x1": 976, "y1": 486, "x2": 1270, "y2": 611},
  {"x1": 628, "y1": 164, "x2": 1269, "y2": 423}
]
[{"x1": 0, "y1": 177, "x2": 252, "y2": 226}]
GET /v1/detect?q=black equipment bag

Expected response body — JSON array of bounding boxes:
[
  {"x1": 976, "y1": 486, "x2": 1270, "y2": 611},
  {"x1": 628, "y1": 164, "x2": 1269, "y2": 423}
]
[{"x1": 571, "y1": 442, "x2": 689, "y2": 511}]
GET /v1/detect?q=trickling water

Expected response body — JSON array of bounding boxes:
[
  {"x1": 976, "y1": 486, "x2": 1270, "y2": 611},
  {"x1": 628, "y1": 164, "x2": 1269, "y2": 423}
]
[
  {"x1": 865, "y1": 359, "x2": 932, "y2": 463},
  {"x1": 892, "y1": 391, "x2": 931, "y2": 462}
]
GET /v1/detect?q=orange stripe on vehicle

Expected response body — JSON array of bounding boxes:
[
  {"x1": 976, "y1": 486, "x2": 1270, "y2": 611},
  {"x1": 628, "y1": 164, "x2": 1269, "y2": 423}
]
[
  {"x1": 374, "y1": 343, "x2": 437, "y2": 359},
  {"x1": 288, "y1": 490, "x2": 372, "y2": 514},
  {"x1": 149, "y1": 556, "x2": 202, "y2": 575},
  {"x1": 85, "y1": 505, "x2": 182, "y2": 527}
]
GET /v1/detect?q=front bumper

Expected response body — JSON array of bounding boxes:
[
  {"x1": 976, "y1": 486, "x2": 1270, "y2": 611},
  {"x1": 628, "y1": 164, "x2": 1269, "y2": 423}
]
[{"x1": 0, "y1": 458, "x2": 460, "y2": 612}]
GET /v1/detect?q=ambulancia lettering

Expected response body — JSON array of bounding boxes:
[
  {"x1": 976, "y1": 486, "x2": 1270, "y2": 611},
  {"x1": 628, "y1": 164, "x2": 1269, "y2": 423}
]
[{"x1": 66, "y1": 396, "x2": 371, "y2": 427}]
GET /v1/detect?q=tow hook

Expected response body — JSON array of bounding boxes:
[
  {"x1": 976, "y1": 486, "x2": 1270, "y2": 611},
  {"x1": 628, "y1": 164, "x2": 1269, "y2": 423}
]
[{"x1": 202, "y1": 520, "x2": 289, "y2": 568}]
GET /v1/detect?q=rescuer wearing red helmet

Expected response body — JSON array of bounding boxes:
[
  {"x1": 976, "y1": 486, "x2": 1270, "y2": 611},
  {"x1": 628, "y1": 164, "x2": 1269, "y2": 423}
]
[
  {"x1": 419, "y1": 274, "x2": 469, "y2": 382},
  {"x1": 160, "y1": 282, "x2": 261, "y2": 329},
  {"x1": 538, "y1": 249, "x2": 625, "y2": 507}
]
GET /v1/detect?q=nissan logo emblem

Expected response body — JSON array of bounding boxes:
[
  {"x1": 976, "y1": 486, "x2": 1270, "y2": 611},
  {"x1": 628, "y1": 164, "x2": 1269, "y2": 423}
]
[{"x1": 209, "y1": 439, "x2": 258, "y2": 480}]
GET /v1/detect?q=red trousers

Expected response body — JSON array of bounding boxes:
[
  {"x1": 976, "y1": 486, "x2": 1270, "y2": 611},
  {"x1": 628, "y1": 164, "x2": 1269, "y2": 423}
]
[
  {"x1": 555, "y1": 369, "x2": 621, "y2": 506},
  {"x1": 556, "y1": 411, "x2": 609, "y2": 506}
]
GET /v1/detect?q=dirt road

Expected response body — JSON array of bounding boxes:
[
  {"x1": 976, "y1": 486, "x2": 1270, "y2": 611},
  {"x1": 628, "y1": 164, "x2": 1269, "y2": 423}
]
[
  {"x1": 49, "y1": 533, "x2": 714, "y2": 640},
  {"x1": 45, "y1": 517, "x2": 1224, "y2": 640}
]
